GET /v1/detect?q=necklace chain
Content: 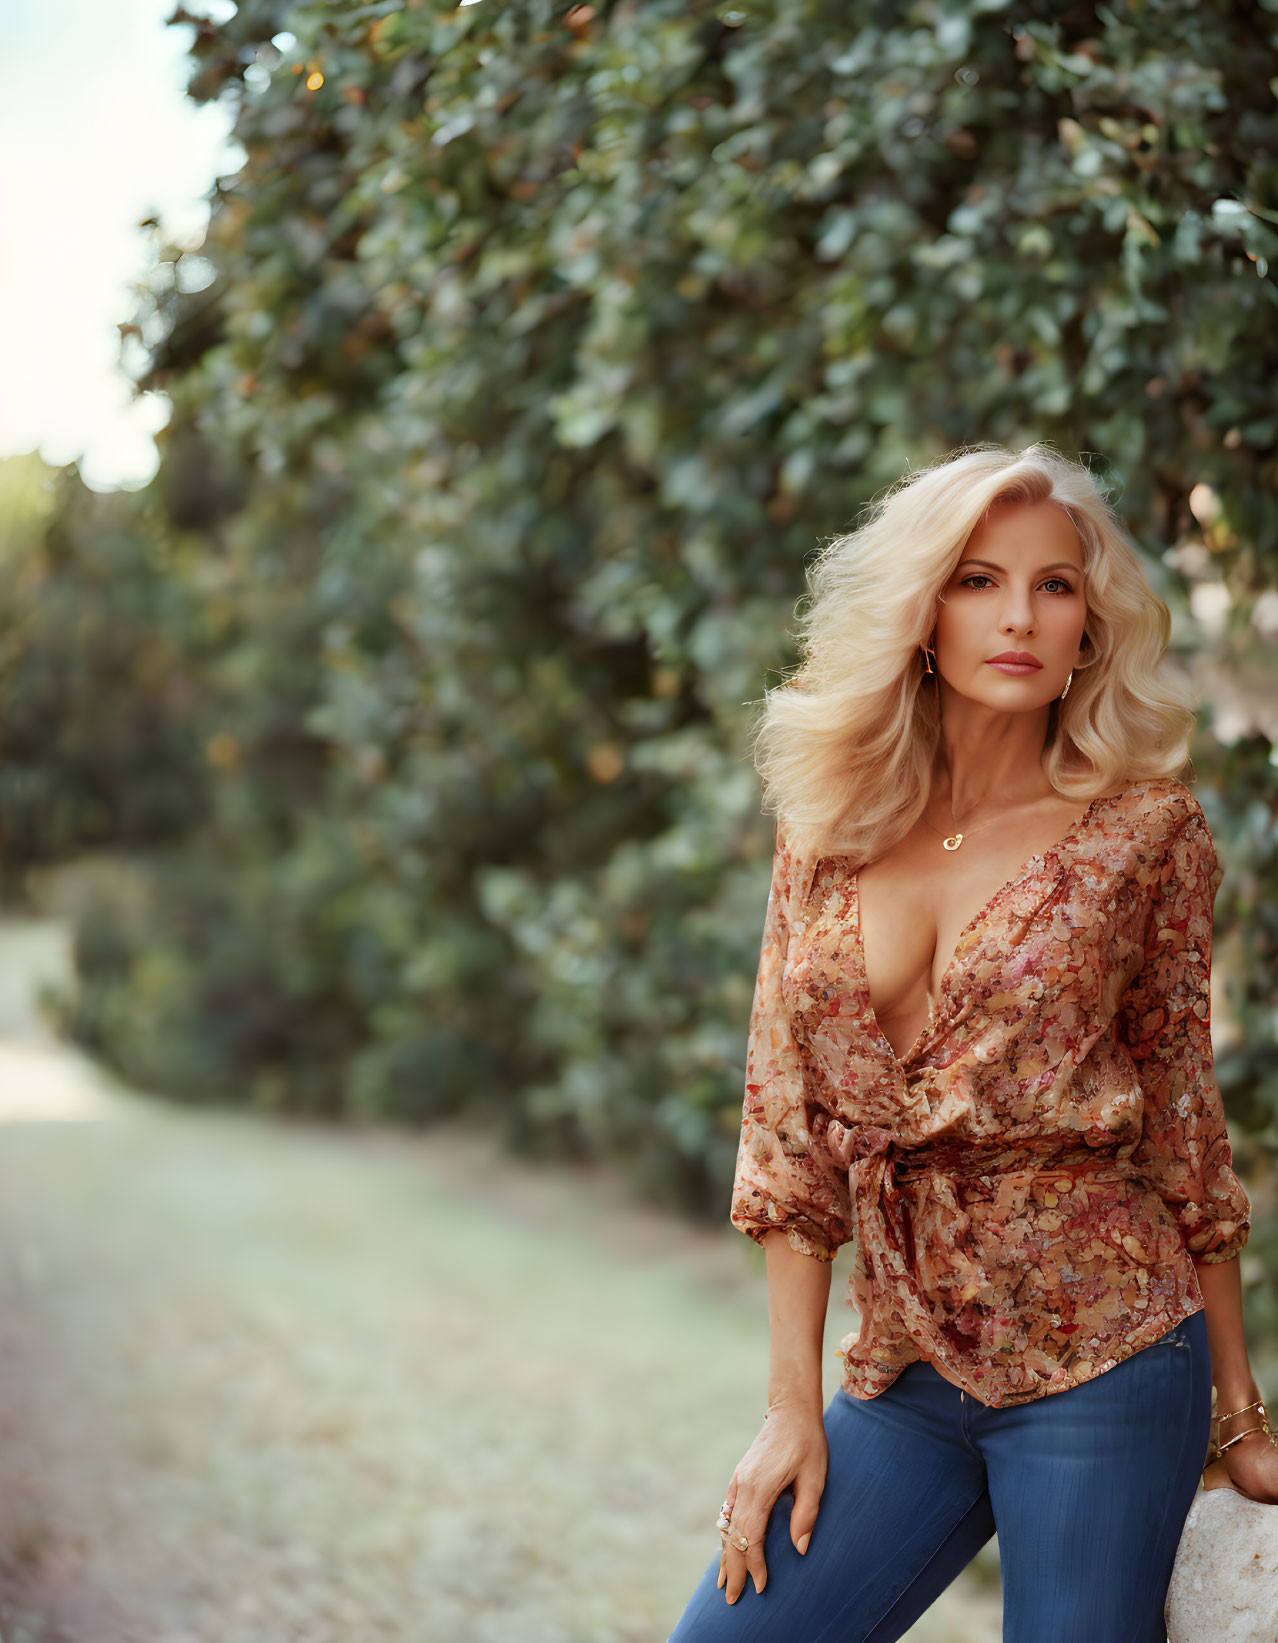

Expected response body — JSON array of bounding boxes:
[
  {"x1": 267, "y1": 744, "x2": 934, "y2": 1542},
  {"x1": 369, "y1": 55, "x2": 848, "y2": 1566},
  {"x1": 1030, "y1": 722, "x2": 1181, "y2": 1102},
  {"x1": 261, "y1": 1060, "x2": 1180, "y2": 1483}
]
[{"x1": 918, "y1": 808, "x2": 1002, "y2": 853}]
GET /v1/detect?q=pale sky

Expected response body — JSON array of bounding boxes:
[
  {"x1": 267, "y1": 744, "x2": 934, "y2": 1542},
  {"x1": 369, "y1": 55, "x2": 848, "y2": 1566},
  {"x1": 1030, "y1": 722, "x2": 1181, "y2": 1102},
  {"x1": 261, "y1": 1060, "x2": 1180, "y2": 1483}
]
[{"x1": 0, "y1": 0, "x2": 241, "y2": 490}]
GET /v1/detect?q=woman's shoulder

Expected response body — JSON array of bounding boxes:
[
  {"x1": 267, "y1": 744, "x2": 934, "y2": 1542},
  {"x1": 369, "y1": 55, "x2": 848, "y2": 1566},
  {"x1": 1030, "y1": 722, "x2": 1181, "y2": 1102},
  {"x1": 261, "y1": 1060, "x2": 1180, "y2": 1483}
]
[{"x1": 1104, "y1": 774, "x2": 1213, "y2": 852}]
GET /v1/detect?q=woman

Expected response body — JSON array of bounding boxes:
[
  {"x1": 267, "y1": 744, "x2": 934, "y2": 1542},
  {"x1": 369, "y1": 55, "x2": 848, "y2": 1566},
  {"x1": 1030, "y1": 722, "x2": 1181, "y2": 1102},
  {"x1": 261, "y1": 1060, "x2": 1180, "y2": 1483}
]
[{"x1": 666, "y1": 443, "x2": 1276, "y2": 1643}]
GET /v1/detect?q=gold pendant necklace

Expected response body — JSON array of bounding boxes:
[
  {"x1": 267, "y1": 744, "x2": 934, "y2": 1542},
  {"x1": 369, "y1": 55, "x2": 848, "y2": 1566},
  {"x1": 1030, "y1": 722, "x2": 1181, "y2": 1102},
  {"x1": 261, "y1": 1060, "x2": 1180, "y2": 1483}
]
[{"x1": 920, "y1": 809, "x2": 1000, "y2": 853}]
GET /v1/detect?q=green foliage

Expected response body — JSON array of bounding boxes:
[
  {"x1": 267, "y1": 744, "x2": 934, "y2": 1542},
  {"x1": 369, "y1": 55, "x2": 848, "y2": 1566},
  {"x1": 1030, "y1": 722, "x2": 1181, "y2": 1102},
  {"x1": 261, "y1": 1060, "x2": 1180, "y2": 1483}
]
[
  {"x1": 0, "y1": 455, "x2": 210, "y2": 895},
  {"x1": 14, "y1": 3, "x2": 1278, "y2": 1307}
]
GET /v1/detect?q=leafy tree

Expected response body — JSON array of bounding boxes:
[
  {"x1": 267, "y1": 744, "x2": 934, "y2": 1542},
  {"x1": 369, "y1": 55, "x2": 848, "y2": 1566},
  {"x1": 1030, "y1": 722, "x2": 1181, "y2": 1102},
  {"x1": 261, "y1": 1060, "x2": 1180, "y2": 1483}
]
[{"x1": 14, "y1": 2, "x2": 1275, "y2": 1330}]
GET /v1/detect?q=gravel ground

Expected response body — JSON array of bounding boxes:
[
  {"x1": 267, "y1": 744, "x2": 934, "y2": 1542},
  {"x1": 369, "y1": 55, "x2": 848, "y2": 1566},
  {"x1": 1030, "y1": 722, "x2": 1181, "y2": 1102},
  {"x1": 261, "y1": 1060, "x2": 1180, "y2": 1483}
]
[{"x1": 0, "y1": 916, "x2": 1002, "y2": 1643}]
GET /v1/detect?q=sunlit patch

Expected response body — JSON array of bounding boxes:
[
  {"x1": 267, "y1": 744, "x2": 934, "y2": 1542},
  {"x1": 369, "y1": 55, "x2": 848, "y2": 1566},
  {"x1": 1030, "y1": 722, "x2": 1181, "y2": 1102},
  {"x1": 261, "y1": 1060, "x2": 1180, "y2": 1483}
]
[{"x1": 0, "y1": 1042, "x2": 127, "y2": 1124}]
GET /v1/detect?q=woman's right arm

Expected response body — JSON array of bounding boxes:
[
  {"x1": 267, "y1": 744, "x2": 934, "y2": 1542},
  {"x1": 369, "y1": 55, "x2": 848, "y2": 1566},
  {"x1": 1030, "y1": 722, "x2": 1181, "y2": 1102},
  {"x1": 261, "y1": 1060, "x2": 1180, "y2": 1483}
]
[
  {"x1": 729, "y1": 822, "x2": 853, "y2": 1262},
  {"x1": 716, "y1": 1230, "x2": 834, "y2": 1603},
  {"x1": 717, "y1": 822, "x2": 849, "y2": 1603},
  {"x1": 765, "y1": 1227, "x2": 832, "y2": 1422}
]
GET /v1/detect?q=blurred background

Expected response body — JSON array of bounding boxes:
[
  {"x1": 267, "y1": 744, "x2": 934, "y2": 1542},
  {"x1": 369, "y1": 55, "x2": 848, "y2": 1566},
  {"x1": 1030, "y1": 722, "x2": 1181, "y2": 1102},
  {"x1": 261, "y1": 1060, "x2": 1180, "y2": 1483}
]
[{"x1": 1, "y1": 2, "x2": 1276, "y2": 1640}]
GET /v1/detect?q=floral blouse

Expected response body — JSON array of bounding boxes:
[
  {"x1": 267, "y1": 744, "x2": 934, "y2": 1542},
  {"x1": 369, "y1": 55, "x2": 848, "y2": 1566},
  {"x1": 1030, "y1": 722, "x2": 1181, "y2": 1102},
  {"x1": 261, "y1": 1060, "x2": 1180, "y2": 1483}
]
[{"x1": 730, "y1": 776, "x2": 1251, "y2": 1408}]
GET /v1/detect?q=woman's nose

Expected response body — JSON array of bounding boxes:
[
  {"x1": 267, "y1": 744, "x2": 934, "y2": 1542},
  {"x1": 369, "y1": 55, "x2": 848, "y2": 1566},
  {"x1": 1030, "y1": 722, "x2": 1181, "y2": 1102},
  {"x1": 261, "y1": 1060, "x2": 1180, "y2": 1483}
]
[{"x1": 998, "y1": 590, "x2": 1037, "y2": 632}]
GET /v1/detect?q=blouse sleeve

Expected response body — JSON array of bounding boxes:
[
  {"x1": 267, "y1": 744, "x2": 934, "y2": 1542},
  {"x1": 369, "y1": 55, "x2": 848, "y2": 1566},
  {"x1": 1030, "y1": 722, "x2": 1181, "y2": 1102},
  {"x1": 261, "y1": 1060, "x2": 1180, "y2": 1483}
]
[
  {"x1": 1115, "y1": 807, "x2": 1251, "y2": 1264},
  {"x1": 729, "y1": 822, "x2": 853, "y2": 1262}
]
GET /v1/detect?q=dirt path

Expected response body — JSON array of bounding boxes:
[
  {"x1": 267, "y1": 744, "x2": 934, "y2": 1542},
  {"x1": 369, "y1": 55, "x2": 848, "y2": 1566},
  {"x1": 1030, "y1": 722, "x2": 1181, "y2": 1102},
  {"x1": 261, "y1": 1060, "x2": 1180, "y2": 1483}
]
[{"x1": 0, "y1": 916, "x2": 1002, "y2": 1642}]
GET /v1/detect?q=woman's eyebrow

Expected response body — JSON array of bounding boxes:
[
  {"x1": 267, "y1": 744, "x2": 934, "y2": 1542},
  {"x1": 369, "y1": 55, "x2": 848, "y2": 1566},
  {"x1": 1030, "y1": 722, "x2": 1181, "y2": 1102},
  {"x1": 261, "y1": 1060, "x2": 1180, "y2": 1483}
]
[{"x1": 958, "y1": 558, "x2": 1084, "y2": 574}]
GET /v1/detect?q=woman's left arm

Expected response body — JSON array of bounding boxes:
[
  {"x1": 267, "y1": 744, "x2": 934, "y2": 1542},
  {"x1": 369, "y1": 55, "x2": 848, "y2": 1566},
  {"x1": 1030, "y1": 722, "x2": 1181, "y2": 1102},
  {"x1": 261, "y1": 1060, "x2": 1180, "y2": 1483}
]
[
  {"x1": 1195, "y1": 1254, "x2": 1278, "y2": 1502},
  {"x1": 1116, "y1": 804, "x2": 1276, "y2": 1502}
]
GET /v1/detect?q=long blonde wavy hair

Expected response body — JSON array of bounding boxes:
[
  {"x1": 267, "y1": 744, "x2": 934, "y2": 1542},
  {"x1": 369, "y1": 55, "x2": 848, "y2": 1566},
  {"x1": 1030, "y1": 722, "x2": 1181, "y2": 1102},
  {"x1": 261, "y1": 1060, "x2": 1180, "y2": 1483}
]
[{"x1": 749, "y1": 441, "x2": 1199, "y2": 867}]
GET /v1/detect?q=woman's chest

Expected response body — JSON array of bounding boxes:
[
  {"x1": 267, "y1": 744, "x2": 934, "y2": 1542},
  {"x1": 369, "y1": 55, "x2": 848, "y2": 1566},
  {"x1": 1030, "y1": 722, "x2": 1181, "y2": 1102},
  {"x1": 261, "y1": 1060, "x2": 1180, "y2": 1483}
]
[
  {"x1": 780, "y1": 848, "x2": 1146, "y2": 1079},
  {"x1": 852, "y1": 816, "x2": 1109, "y2": 1027}
]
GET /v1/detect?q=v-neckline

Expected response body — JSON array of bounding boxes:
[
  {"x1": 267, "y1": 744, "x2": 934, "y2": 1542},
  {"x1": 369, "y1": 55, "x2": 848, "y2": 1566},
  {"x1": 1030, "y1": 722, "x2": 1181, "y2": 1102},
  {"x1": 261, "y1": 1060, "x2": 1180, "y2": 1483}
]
[{"x1": 850, "y1": 786, "x2": 1124, "y2": 1070}]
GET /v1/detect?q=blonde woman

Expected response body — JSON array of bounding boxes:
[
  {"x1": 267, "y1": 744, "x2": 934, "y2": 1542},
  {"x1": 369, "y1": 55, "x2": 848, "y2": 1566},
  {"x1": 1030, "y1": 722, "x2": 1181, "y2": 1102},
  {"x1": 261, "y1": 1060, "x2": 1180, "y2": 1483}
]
[{"x1": 665, "y1": 443, "x2": 1276, "y2": 1643}]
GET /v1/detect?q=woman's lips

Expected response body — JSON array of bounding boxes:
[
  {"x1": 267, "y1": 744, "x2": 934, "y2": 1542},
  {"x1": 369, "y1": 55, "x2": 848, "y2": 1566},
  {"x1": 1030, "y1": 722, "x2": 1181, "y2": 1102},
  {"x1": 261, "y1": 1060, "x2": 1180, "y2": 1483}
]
[{"x1": 986, "y1": 660, "x2": 1043, "y2": 675}]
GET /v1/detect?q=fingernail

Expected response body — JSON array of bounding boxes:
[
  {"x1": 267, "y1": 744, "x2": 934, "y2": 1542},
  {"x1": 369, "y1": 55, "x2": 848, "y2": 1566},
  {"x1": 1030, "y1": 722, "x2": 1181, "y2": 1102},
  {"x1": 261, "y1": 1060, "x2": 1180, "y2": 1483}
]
[{"x1": 797, "y1": 1532, "x2": 811, "y2": 1555}]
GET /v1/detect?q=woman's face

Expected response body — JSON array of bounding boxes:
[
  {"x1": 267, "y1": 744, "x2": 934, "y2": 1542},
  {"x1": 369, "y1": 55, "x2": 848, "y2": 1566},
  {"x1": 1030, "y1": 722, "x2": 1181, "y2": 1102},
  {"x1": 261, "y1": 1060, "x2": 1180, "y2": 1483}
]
[{"x1": 932, "y1": 498, "x2": 1089, "y2": 707}]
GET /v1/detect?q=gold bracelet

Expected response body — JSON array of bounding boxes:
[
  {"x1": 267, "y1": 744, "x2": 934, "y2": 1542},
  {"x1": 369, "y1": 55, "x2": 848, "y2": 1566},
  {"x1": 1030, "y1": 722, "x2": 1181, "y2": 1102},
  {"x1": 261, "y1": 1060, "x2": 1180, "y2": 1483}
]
[
  {"x1": 1215, "y1": 1395, "x2": 1276, "y2": 1454},
  {"x1": 1217, "y1": 1395, "x2": 1264, "y2": 1423}
]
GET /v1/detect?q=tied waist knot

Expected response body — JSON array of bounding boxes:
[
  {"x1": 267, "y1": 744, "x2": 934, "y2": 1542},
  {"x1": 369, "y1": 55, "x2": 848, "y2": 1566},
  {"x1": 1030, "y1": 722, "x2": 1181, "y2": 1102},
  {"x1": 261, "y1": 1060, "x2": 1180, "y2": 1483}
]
[
  {"x1": 810, "y1": 1116, "x2": 1128, "y2": 1348},
  {"x1": 813, "y1": 1116, "x2": 1115, "y2": 1184},
  {"x1": 818, "y1": 1118, "x2": 894, "y2": 1172},
  {"x1": 812, "y1": 1117, "x2": 937, "y2": 1343},
  {"x1": 814, "y1": 1120, "x2": 899, "y2": 1246}
]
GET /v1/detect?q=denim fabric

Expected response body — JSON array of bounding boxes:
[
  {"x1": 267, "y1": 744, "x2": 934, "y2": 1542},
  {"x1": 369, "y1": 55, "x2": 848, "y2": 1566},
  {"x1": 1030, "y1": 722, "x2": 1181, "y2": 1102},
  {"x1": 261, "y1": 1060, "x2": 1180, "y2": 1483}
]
[{"x1": 666, "y1": 1307, "x2": 1211, "y2": 1643}]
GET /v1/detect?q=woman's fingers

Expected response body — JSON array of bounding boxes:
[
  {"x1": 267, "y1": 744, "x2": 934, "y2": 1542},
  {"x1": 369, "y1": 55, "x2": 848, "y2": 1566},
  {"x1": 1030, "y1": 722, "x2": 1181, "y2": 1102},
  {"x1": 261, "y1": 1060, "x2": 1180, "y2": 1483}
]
[
  {"x1": 721, "y1": 1472, "x2": 826, "y2": 1599},
  {"x1": 720, "y1": 1494, "x2": 772, "y2": 1602},
  {"x1": 717, "y1": 1470, "x2": 739, "y2": 1596},
  {"x1": 789, "y1": 1460, "x2": 826, "y2": 1555},
  {"x1": 746, "y1": 1536, "x2": 769, "y2": 1596}
]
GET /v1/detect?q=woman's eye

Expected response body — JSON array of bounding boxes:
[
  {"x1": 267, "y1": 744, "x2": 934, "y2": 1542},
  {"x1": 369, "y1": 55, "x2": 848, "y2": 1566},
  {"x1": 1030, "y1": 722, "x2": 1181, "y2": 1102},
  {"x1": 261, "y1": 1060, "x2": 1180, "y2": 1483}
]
[{"x1": 958, "y1": 574, "x2": 1075, "y2": 595}]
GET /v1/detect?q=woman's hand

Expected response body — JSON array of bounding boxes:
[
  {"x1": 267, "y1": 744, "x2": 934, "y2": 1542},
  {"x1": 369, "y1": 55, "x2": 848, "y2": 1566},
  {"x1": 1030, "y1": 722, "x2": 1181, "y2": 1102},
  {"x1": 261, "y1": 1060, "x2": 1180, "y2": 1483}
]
[
  {"x1": 716, "y1": 1403, "x2": 828, "y2": 1604},
  {"x1": 1197, "y1": 1259, "x2": 1278, "y2": 1503},
  {"x1": 1221, "y1": 1425, "x2": 1278, "y2": 1504}
]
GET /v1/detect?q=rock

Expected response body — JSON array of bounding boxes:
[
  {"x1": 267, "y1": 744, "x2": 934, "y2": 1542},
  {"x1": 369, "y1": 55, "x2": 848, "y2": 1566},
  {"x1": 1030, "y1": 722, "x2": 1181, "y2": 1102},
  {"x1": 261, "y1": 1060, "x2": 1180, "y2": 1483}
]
[{"x1": 1165, "y1": 1461, "x2": 1278, "y2": 1642}]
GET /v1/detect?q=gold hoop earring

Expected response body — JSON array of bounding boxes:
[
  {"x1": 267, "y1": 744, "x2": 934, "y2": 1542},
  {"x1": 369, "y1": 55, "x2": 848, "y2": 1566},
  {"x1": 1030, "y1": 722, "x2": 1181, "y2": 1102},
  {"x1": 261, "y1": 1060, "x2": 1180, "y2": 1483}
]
[
  {"x1": 921, "y1": 643, "x2": 936, "y2": 674},
  {"x1": 1059, "y1": 669, "x2": 1074, "y2": 700}
]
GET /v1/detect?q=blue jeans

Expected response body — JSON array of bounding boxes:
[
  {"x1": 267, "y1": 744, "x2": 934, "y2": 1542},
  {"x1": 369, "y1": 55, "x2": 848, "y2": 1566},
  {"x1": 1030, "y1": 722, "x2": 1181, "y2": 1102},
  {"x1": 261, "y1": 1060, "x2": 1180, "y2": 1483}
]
[{"x1": 666, "y1": 1308, "x2": 1211, "y2": 1643}]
